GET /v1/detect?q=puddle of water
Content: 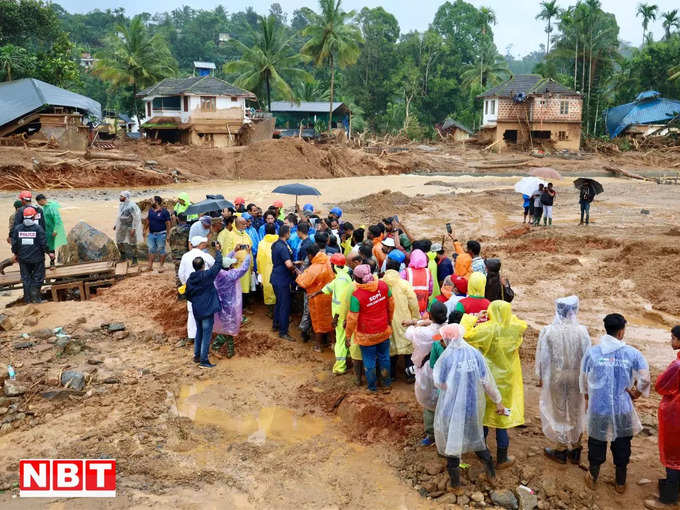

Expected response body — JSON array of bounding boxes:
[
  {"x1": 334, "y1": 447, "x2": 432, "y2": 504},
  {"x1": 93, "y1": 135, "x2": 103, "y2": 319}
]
[{"x1": 177, "y1": 381, "x2": 325, "y2": 445}]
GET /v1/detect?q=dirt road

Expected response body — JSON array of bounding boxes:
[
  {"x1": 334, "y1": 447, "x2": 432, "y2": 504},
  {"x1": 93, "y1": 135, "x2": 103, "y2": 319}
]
[{"x1": 0, "y1": 167, "x2": 679, "y2": 509}]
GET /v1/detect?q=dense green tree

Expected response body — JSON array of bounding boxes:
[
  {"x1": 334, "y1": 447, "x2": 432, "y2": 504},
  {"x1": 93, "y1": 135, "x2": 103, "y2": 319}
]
[
  {"x1": 301, "y1": 0, "x2": 363, "y2": 130},
  {"x1": 225, "y1": 15, "x2": 310, "y2": 111},
  {"x1": 615, "y1": 37, "x2": 680, "y2": 101},
  {"x1": 93, "y1": 15, "x2": 177, "y2": 123},
  {"x1": 36, "y1": 32, "x2": 80, "y2": 87},
  {"x1": 0, "y1": 44, "x2": 36, "y2": 81}
]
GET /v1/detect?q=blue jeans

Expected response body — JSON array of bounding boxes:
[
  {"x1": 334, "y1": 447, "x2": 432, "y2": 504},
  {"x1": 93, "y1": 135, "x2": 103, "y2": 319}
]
[
  {"x1": 359, "y1": 338, "x2": 391, "y2": 392},
  {"x1": 193, "y1": 315, "x2": 214, "y2": 363},
  {"x1": 147, "y1": 231, "x2": 167, "y2": 255},
  {"x1": 272, "y1": 283, "x2": 291, "y2": 336},
  {"x1": 484, "y1": 426, "x2": 510, "y2": 449},
  {"x1": 580, "y1": 201, "x2": 591, "y2": 223}
]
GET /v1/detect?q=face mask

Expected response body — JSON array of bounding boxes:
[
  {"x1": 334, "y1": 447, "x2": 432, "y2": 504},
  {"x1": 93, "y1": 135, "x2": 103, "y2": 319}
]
[{"x1": 23, "y1": 219, "x2": 35, "y2": 227}]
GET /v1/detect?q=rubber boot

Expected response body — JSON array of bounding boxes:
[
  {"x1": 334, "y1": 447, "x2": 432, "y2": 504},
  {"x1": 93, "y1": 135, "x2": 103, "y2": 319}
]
[
  {"x1": 544, "y1": 447, "x2": 568, "y2": 465},
  {"x1": 646, "y1": 479, "x2": 680, "y2": 508},
  {"x1": 353, "y1": 360, "x2": 363, "y2": 386},
  {"x1": 226, "y1": 335, "x2": 235, "y2": 359},
  {"x1": 586, "y1": 464, "x2": 600, "y2": 489},
  {"x1": 496, "y1": 447, "x2": 515, "y2": 470},
  {"x1": 568, "y1": 447, "x2": 582, "y2": 465},
  {"x1": 543, "y1": 217, "x2": 547, "y2": 226},
  {"x1": 476, "y1": 450, "x2": 496, "y2": 485},
  {"x1": 116, "y1": 243, "x2": 128, "y2": 262},
  {"x1": 446, "y1": 458, "x2": 464, "y2": 495},
  {"x1": 549, "y1": 218, "x2": 552, "y2": 226}
]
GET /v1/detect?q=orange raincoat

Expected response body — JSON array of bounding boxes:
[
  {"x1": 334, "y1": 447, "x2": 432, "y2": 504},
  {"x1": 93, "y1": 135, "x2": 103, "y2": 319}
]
[
  {"x1": 454, "y1": 241, "x2": 472, "y2": 280},
  {"x1": 296, "y1": 251, "x2": 334, "y2": 333}
]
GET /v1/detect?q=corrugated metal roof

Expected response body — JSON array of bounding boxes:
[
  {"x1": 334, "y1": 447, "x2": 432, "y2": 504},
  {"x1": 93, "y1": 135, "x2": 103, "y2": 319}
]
[
  {"x1": 441, "y1": 117, "x2": 473, "y2": 134},
  {"x1": 605, "y1": 92, "x2": 680, "y2": 138},
  {"x1": 270, "y1": 101, "x2": 347, "y2": 113},
  {"x1": 0, "y1": 78, "x2": 101, "y2": 128},
  {"x1": 479, "y1": 74, "x2": 579, "y2": 98},
  {"x1": 137, "y1": 76, "x2": 256, "y2": 99},
  {"x1": 193, "y1": 61, "x2": 216, "y2": 69}
]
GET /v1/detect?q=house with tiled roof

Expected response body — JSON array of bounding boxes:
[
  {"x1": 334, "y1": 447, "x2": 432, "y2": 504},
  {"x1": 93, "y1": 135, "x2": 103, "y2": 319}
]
[
  {"x1": 477, "y1": 74, "x2": 582, "y2": 152},
  {"x1": 137, "y1": 76, "x2": 259, "y2": 146}
]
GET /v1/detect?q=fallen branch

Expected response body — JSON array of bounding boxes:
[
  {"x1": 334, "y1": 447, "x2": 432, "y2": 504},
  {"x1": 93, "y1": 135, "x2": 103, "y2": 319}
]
[{"x1": 603, "y1": 165, "x2": 656, "y2": 182}]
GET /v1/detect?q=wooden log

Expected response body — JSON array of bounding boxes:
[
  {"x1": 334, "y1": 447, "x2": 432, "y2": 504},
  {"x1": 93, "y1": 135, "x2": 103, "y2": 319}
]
[
  {"x1": 603, "y1": 165, "x2": 655, "y2": 182},
  {"x1": 84, "y1": 151, "x2": 139, "y2": 162}
]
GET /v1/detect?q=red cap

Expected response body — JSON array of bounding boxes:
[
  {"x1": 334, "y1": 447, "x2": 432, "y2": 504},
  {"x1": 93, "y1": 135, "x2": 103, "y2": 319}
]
[
  {"x1": 330, "y1": 253, "x2": 346, "y2": 266},
  {"x1": 19, "y1": 191, "x2": 32, "y2": 200},
  {"x1": 23, "y1": 207, "x2": 37, "y2": 217},
  {"x1": 272, "y1": 200, "x2": 283, "y2": 208},
  {"x1": 234, "y1": 197, "x2": 245, "y2": 205},
  {"x1": 452, "y1": 275, "x2": 468, "y2": 294}
]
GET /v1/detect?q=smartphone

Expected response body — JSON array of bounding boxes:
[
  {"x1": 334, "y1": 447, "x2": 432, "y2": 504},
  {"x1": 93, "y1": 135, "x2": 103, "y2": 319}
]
[
  {"x1": 393, "y1": 215, "x2": 399, "y2": 223},
  {"x1": 446, "y1": 223, "x2": 452, "y2": 234},
  {"x1": 211, "y1": 241, "x2": 216, "y2": 247}
]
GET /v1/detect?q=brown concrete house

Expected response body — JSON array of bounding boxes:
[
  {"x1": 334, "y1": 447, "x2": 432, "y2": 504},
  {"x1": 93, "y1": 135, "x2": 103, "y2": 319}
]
[{"x1": 477, "y1": 74, "x2": 582, "y2": 152}]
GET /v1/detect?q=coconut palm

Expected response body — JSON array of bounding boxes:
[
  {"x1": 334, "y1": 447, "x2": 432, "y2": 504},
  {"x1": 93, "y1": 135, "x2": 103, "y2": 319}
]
[
  {"x1": 301, "y1": 0, "x2": 363, "y2": 131},
  {"x1": 461, "y1": 50, "x2": 511, "y2": 90},
  {"x1": 662, "y1": 10, "x2": 680, "y2": 40},
  {"x1": 636, "y1": 3, "x2": 658, "y2": 45},
  {"x1": 93, "y1": 15, "x2": 177, "y2": 124},
  {"x1": 224, "y1": 15, "x2": 311, "y2": 112},
  {"x1": 536, "y1": 0, "x2": 560, "y2": 54}
]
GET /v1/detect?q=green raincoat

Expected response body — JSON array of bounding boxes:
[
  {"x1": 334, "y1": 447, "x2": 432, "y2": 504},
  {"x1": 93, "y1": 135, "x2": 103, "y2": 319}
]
[
  {"x1": 427, "y1": 251, "x2": 441, "y2": 298},
  {"x1": 42, "y1": 201, "x2": 66, "y2": 252}
]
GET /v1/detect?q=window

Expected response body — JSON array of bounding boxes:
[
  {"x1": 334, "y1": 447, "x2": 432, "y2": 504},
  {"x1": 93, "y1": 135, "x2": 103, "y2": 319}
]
[
  {"x1": 560, "y1": 100, "x2": 569, "y2": 115},
  {"x1": 200, "y1": 96, "x2": 216, "y2": 112},
  {"x1": 152, "y1": 96, "x2": 181, "y2": 111},
  {"x1": 183, "y1": 96, "x2": 189, "y2": 112},
  {"x1": 558, "y1": 131, "x2": 568, "y2": 141},
  {"x1": 231, "y1": 96, "x2": 238, "y2": 102},
  {"x1": 146, "y1": 102, "x2": 151, "y2": 117},
  {"x1": 490, "y1": 100, "x2": 496, "y2": 115}
]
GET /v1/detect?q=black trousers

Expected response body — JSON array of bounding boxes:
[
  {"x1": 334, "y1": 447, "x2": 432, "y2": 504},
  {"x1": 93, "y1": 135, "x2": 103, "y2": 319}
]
[
  {"x1": 19, "y1": 260, "x2": 45, "y2": 302},
  {"x1": 588, "y1": 435, "x2": 632, "y2": 484}
]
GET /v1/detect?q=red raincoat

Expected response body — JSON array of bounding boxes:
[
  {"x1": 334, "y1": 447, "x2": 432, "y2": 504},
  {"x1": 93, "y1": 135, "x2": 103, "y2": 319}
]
[{"x1": 656, "y1": 352, "x2": 680, "y2": 469}]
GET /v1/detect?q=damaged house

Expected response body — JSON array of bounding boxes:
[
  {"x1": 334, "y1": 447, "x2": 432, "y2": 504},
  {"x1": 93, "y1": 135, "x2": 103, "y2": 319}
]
[
  {"x1": 477, "y1": 74, "x2": 582, "y2": 152},
  {"x1": 605, "y1": 90, "x2": 680, "y2": 138},
  {"x1": 0, "y1": 78, "x2": 101, "y2": 150},
  {"x1": 137, "y1": 76, "x2": 266, "y2": 146}
]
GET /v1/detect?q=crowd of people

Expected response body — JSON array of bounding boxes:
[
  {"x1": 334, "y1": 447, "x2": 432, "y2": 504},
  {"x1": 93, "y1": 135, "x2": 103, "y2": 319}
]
[{"x1": 7, "y1": 188, "x2": 679, "y2": 508}]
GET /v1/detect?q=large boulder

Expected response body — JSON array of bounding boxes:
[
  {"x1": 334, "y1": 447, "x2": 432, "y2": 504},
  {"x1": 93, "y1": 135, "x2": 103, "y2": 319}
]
[{"x1": 58, "y1": 221, "x2": 120, "y2": 264}]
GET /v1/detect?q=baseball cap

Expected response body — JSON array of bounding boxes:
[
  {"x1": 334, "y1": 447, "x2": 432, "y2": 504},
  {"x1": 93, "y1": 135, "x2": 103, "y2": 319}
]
[
  {"x1": 431, "y1": 243, "x2": 443, "y2": 252},
  {"x1": 190, "y1": 236, "x2": 208, "y2": 246},
  {"x1": 382, "y1": 237, "x2": 395, "y2": 248}
]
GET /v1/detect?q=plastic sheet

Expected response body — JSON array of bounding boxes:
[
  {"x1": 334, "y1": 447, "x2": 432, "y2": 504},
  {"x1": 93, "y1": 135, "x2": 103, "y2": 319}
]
[
  {"x1": 406, "y1": 322, "x2": 441, "y2": 411},
  {"x1": 214, "y1": 253, "x2": 251, "y2": 336},
  {"x1": 383, "y1": 269, "x2": 420, "y2": 355},
  {"x1": 656, "y1": 355, "x2": 680, "y2": 469}
]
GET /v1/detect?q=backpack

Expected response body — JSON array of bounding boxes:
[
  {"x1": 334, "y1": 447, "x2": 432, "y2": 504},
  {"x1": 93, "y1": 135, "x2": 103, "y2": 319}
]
[
  {"x1": 540, "y1": 191, "x2": 552, "y2": 206},
  {"x1": 501, "y1": 279, "x2": 515, "y2": 303}
]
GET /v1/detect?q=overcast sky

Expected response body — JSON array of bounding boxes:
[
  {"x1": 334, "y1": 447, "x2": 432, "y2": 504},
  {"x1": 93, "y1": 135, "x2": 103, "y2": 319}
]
[{"x1": 57, "y1": 0, "x2": 678, "y2": 56}]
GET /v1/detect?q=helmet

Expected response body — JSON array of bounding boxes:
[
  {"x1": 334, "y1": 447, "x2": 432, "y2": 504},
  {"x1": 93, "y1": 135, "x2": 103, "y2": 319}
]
[
  {"x1": 23, "y1": 207, "x2": 37, "y2": 217},
  {"x1": 234, "y1": 197, "x2": 245, "y2": 205},
  {"x1": 272, "y1": 200, "x2": 283, "y2": 208},
  {"x1": 303, "y1": 203, "x2": 314, "y2": 212},
  {"x1": 330, "y1": 207, "x2": 343, "y2": 218},
  {"x1": 330, "y1": 253, "x2": 346, "y2": 266},
  {"x1": 387, "y1": 250, "x2": 405, "y2": 263},
  {"x1": 19, "y1": 190, "x2": 32, "y2": 200}
]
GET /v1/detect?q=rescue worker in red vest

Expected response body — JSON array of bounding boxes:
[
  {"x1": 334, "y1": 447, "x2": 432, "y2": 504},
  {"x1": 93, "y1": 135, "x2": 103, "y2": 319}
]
[
  {"x1": 455, "y1": 272, "x2": 490, "y2": 317},
  {"x1": 11, "y1": 207, "x2": 52, "y2": 303},
  {"x1": 403, "y1": 249, "x2": 433, "y2": 316},
  {"x1": 345, "y1": 264, "x2": 395, "y2": 394}
]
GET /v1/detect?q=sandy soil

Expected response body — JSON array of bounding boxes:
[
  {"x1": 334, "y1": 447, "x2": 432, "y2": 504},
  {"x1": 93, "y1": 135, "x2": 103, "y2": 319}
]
[{"x1": 0, "y1": 153, "x2": 679, "y2": 508}]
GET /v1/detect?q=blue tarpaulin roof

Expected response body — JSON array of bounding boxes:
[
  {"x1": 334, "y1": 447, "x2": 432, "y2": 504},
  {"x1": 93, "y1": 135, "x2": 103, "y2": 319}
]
[
  {"x1": 0, "y1": 78, "x2": 101, "y2": 129},
  {"x1": 605, "y1": 91, "x2": 680, "y2": 138}
]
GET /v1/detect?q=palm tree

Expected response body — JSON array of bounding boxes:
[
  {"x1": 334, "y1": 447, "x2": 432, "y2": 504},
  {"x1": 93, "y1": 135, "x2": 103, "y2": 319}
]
[
  {"x1": 662, "y1": 9, "x2": 680, "y2": 39},
  {"x1": 478, "y1": 7, "x2": 496, "y2": 86},
  {"x1": 636, "y1": 3, "x2": 658, "y2": 45},
  {"x1": 93, "y1": 15, "x2": 177, "y2": 124},
  {"x1": 461, "y1": 53, "x2": 511, "y2": 91},
  {"x1": 224, "y1": 15, "x2": 311, "y2": 112},
  {"x1": 536, "y1": 0, "x2": 560, "y2": 54},
  {"x1": 301, "y1": 0, "x2": 363, "y2": 131}
]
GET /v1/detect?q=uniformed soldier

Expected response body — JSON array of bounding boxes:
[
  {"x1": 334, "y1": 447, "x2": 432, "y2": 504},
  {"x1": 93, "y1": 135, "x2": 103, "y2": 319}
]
[{"x1": 11, "y1": 207, "x2": 53, "y2": 303}]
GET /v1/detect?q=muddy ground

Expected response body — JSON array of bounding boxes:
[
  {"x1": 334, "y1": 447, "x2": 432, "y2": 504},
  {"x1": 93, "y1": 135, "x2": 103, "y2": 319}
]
[{"x1": 0, "y1": 151, "x2": 679, "y2": 508}]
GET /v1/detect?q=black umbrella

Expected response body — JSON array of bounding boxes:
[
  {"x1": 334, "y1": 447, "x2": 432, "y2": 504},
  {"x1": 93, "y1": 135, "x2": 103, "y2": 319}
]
[
  {"x1": 185, "y1": 197, "x2": 234, "y2": 217},
  {"x1": 272, "y1": 183, "x2": 321, "y2": 208},
  {"x1": 573, "y1": 178, "x2": 604, "y2": 195}
]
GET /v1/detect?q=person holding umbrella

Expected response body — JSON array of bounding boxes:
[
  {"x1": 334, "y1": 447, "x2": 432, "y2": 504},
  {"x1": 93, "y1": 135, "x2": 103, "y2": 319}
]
[{"x1": 575, "y1": 178, "x2": 603, "y2": 226}]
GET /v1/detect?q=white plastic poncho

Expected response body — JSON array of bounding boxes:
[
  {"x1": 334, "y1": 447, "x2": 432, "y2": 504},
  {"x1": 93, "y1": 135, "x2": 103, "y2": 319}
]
[
  {"x1": 580, "y1": 334, "x2": 651, "y2": 442},
  {"x1": 406, "y1": 322, "x2": 441, "y2": 411},
  {"x1": 433, "y1": 324, "x2": 502, "y2": 458},
  {"x1": 115, "y1": 191, "x2": 143, "y2": 245},
  {"x1": 178, "y1": 248, "x2": 214, "y2": 339},
  {"x1": 535, "y1": 296, "x2": 591, "y2": 447}
]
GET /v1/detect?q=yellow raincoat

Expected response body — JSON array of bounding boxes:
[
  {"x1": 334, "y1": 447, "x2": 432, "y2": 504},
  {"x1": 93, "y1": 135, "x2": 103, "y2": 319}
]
[
  {"x1": 256, "y1": 233, "x2": 279, "y2": 305},
  {"x1": 218, "y1": 227, "x2": 253, "y2": 294},
  {"x1": 322, "y1": 266, "x2": 354, "y2": 373},
  {"x1": 465, "y1": 300, "x2": 527, "y2": 429},
  {"x1": 382, "y1": 269, "x2": 420, "y2": 355},
  {"x1": 427, "y1": 251, "x2": 441, "y2": 298}
]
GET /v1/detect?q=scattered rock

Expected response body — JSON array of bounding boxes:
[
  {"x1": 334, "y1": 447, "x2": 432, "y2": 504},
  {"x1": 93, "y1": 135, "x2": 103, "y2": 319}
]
[
  {"x1": 23, "y1": 316, "x2": 38, "y2": 327},
  {"x1": 0, "y1": 422, "x2": 11, "y2": 434},
  {"x1": 87, "y1": 359, "x2": 103, "y2": 365},
  {"x1": 60, "y1": 370, "x2": 85, "y2": 391},
  {"x1": 113, "y1": 330, "x2": 129, "y2": 340},
  {"x1": 102, "y1": 377, "x2": 120, "y2": 384},
  {"x1": 23, "y1": 305, "x2": 39, "y2": 316},
  {"x1": 58, "y1": 221, "x2": 120, "y2": 264},
  {"x1": 3, "y1": 380, "x2": 28, "y2": 397},
  {"x1": 0, "y1": 396, "x2": 10, "y2": 407},
  {"x1": 108, "y1": 323, "x2": 126, "y2": 333},
  {"x1": 541, "y1": 478, "x2": 557, "y2": 498},
  {"x1": 429, "y1": 490, "x2": 445, "y2": 499},
  {"x1": 14, "y1": 341, "x2": 34, "y2": 350},
  {"x1": 46, "y1": 369, "x2": 61, "y2": 386},
  {"x1": 145, "y1": 160, "x2": 158, "y2": 167},
  {"x1": 491, "y1": 489, "x2": 518, "y2": 509},
  {"x1": 471, "y1": 491, "x2": 485, "y2": 503},
  {"x1": 75, "y1": 316, "x2": 87, "y2": 324},
  {"x1": 641, "y1": 209, "x2": 650, "y2": 215},
  {"x1": 0, "y1": 314, "x2": 15, "y2": 331},
  {"x1": 638, "y1": 478, "x2": 652, "y2": 486},
  {"x1": 31, "y1": 328, "x2": 54, "y2": 340},
  {"x1": 517, "y1": 485, "x2": 538, "y2": 510},
  {"x1": 423, "y1": 460, "x2": 445, "y2": 476},
  {"x1": 55, "y1": 338, "x2": 83, "y2": 356}
]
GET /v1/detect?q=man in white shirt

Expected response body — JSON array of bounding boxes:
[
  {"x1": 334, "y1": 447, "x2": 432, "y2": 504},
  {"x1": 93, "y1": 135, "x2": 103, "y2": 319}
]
[{"x1": 178, "y1": 236, "x2": 215, "y2": 341}]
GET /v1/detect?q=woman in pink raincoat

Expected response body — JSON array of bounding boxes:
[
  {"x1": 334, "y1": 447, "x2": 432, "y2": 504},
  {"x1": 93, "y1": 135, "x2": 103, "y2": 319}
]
[
  {"x1": 402, "y1": 249, "x2": 433, "y2": 316},
  {"x1": 213, "y1": 248, "x2": 251, "y2": 358}
]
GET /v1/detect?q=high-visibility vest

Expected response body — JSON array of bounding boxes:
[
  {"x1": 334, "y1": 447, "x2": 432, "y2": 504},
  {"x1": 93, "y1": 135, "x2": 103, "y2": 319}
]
[
  {"x1": 354, "y1": 281, "x2": 390, "y2": 334},
  {"x1": 407, "y1": 267, "x2": 430, "y2": 313}
]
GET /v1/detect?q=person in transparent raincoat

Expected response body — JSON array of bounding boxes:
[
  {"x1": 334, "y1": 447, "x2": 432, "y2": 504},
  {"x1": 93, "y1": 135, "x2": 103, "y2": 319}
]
[
  {"x1": 536, "y1": 296, "x2": 591, "y2": 465},
  {"x1": 213, "y1": 248, "x2": 252, "y2": 358},
  {"x1": 580, "y1": 313, "x2": 650, "y2": 493},
  {"x1": 433, "y1": 323, "x2": 506, "y2": 493},
  {"x1": 404, "y1": 301, "x2": 449, "y2": 446}
]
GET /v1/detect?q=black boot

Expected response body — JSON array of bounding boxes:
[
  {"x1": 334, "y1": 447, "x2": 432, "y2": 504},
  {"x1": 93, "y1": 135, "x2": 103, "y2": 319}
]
[
  {"x1": 446, "y1": 458, "x2": 463, "y2": 494},
  {"x1": 544, "y1": 447, "x2": 568, "y2": 464},
  {"x1": 226, "y1": 335, "x2": 235, "y2": 359},
  {"x1": 660, "y1": 478, "x2": 680, "y2": 504},
  {"x1": 615, "y1": 465, "x2": 627, "y2": 493},
  {"x1": 353, "y1": 361, "x2": 363, "y2": 386},
  {"x1": 497, "y1": 447, "x2": 515, "y2": 470},
  {"x1": 568, "y1": 447, "x2": 582, "y2": 465},
  {"x1": 476, "y1": 450, "x2": 496, "y2": 483}
]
